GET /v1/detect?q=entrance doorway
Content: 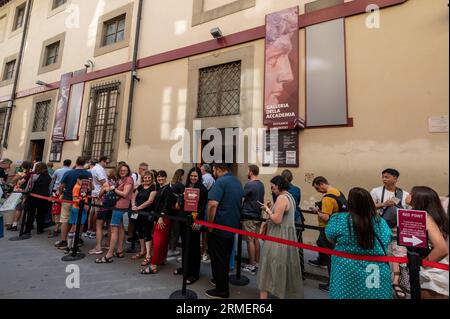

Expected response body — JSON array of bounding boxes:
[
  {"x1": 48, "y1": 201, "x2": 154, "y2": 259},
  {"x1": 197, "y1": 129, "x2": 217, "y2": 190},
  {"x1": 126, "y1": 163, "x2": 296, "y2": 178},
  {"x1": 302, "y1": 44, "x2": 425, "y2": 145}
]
[
  {"x1": 30, "y1": 140, "x2": 45, "y2": 162},
  {"x1": 201, "y1": 128, "x2": 238, "y2": 176}
]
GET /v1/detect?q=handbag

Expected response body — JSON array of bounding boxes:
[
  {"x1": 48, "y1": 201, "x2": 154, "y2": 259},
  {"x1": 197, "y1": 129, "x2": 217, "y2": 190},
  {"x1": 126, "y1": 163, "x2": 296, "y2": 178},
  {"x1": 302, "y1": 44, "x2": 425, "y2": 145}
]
[
  {"x1": 260, "y1": 222, "x2": 268, "y2": 237},
  {"x1": 103, "y1": 190, "x2": 117, "y2": 208},
  {"x1": 381, "y1": 187, "x2": 403, "y2": 228}
]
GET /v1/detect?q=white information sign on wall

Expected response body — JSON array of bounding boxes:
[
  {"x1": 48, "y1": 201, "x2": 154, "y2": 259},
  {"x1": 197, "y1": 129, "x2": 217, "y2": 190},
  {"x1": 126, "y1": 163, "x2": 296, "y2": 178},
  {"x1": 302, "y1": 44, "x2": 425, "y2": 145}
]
[{"x1": 428, "y1": 116, "x2": 449, "y2": 133}]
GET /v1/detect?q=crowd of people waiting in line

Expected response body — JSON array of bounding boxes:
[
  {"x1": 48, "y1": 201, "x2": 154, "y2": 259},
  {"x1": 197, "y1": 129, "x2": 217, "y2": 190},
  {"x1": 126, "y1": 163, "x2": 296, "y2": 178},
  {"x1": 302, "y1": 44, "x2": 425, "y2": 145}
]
[{"x1": 0, "y1": 157, "x2": 448, "y2": 299}]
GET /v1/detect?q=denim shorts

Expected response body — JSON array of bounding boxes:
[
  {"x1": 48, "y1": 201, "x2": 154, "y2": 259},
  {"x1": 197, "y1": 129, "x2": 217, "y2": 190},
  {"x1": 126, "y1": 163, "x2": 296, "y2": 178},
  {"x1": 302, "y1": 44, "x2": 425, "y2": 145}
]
[
  {"x1": 111, "y1": 210, "x2": 125, "y2": 227},
  {"x1": 69, "y1": 207, "x2": 87, "y2": 225}
]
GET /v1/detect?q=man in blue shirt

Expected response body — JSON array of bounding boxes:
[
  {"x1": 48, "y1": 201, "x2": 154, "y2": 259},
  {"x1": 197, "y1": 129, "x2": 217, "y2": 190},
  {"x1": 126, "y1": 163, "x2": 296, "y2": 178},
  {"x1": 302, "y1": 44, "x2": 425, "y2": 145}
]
[
  {"x1": 281, "y1": 169, "x2": 303, "y2": 224},
  {"x1": 54, "y1": 157, "x2": 92, "y2": 250},
  {"x1": 205, "y1": 163, "x2": 243, "y2": 299}
]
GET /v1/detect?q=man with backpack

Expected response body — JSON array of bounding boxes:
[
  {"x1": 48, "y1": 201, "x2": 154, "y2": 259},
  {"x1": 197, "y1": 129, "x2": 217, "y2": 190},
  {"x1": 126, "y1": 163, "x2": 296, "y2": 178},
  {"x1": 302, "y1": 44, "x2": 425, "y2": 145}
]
[
  {"x1": 308, "y1": 176, "x2": 347, "y2": 293},
  {"x1": 370, "y1": 168, "x2": 409, "y2": 299}
]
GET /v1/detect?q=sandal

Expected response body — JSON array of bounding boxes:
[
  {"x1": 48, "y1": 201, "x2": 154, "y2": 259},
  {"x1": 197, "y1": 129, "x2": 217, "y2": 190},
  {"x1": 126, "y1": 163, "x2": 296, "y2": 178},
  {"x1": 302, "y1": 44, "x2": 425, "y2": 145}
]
[
  {"x1": 114, "y1": 251, "x2": 125, "y2": 258},
  {"x1": 392, "y1": 284, "x2": 407, "y2": 299},
  {"x1": 186, "y1": 277, "x2": 199, "y2": 285},
  {"x1": 173, "y1": 267, "x2": 183, "y2": 276},
  {"x1": 141, "y1": 257, "x2": 152, "y2": 266},
  {"x1": 95, "y1": 256, "x2": 114, "y2": 264},
  {"x1": 140, "y1": 266, "x2": 158, "y2": 275},
  {"x1": 131, "y1": 253, "x2": 146, "y2": 260}
]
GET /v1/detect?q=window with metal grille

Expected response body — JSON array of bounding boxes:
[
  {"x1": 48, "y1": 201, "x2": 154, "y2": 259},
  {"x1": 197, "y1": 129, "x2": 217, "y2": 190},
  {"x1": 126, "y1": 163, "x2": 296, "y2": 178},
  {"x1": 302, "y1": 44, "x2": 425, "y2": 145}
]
[
  {"x1": 44, "y1": 41, "x2": 60, "y2": 66},
  {"x1": 0, "y1": 108, "x2": 6, "y2": 142},
  {"x1": 2, "y1": 60, "x2": 15, "y2": 81},
  {"x1": 13, "y1": 4, "x2": 25, "y2": 31},
  {"x1": 197, "y1": 61, "x2": 241, "y2": 118},
  {"x1": 103, "y1": 15, "x2": 126, "y2": 46},
  {"x1": 52, "y1": 0, "x2": 67, "y2": 10},
  {"x1": 83, "y1": 82, "x2": 120, "y2": 161},
  {"x1": 32, "y1": 100, "x2": 50, "y2": 132}
]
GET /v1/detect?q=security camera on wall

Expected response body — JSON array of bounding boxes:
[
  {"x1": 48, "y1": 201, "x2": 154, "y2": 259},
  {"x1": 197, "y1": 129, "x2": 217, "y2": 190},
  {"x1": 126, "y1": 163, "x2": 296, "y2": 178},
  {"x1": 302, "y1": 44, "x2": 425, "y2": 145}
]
[{"x1": 84, "y1": 59, "x2": 95, "y2": 69}]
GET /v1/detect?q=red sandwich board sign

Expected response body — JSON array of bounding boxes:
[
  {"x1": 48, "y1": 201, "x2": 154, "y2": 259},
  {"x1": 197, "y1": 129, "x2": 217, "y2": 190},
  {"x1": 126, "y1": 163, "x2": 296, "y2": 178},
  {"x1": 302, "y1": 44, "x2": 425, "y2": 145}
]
[{"x1": 397, "y1": 209, "x2": 428, "y2": 249}]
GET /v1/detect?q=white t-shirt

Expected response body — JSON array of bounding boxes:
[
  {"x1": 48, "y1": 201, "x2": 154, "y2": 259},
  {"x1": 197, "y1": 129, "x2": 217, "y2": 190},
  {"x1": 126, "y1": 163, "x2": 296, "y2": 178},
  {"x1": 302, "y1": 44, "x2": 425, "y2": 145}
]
[
  {"x1": 370, "y1": 186, "x2": 410, "y2": 214},
  {"x1": 91, "y1": 164, "x2": 107, "y2": 197},
  {"x1": 202, "y1": 173, "x2": 215, "y2": 191}
]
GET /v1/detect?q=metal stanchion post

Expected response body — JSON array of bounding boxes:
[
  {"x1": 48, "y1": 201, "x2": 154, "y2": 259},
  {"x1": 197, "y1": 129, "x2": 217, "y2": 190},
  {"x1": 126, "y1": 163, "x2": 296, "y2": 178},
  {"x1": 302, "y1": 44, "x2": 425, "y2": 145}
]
[
  {"x1": 407, "y1": 249, "x2": 421, "y2": 300},
  {"x1": 62, "y1": 199, "x2": 86, "y2": 262},
  {"x1": 9, "y1": 195, "x2": 31, "y2": 241},
  {"x1": 170, "y1": 215, "x2": 198, "y2": 299},
  {"x1": 297, "y1": 223, "x2": 306, "y2": 281},
  {"x1": 230, "y1": 223, "x2": 250, "y2": 286}
]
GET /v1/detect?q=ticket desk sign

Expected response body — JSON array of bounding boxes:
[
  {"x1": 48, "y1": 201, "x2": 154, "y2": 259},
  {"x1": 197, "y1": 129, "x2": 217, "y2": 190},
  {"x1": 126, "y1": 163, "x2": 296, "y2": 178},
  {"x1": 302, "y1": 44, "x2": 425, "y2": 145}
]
[
  {"x1": 397, "y1": 209, "x2": 428, "y2": 249},
  {"x1": 184, "y1": 188, "x2": 200, "y2": 213}
]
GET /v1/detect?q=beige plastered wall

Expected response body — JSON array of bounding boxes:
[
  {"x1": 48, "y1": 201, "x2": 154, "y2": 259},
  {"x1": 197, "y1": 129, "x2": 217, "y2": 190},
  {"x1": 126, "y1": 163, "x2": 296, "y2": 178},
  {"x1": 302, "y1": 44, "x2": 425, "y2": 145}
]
[{"x1": 0, "y1": 0, "x2": 137, "y2": 96}]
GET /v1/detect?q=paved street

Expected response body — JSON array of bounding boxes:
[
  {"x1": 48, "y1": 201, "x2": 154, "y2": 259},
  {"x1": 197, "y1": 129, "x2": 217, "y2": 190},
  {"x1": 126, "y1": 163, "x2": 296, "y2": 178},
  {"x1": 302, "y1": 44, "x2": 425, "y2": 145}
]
[{"x1": 0, "y1": 228, "x2": 329, "y2": 299}]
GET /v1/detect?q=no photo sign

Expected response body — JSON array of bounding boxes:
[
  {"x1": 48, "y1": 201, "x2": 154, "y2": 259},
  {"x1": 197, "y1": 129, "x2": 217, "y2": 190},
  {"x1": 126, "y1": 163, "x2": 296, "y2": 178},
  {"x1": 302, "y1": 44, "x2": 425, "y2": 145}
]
[{"x1": 397, "y1": 209, "x2": 428, "y2": 249}]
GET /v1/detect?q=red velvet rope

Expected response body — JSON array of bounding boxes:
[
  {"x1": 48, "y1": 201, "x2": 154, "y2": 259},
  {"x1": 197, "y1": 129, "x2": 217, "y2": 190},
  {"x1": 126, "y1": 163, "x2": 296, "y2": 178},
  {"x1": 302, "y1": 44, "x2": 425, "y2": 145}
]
[{"x1": 29, "y1": 193, "x2": 449, "y2": 271}]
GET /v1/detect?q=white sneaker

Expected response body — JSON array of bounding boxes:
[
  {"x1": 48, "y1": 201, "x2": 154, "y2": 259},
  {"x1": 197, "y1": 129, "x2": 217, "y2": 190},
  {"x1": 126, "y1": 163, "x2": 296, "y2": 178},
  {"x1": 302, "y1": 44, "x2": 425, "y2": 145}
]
[
  {"x1": 167, "y1": 250, "x2": 181, "y2": 257},
  {"x1": 242, "y1": 264, "x2": 257, "y2": 275},
  {"x1": 201, "y1": 254, "x2": 210, "y2": 263}
]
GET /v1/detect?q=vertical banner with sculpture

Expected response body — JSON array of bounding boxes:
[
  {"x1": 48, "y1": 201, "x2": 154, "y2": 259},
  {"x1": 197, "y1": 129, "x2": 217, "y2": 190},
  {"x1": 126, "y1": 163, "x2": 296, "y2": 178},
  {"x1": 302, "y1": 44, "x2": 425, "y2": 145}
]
[
  {"x1": 65, "y1": 69, "x2": 87, "y2": 141},
  {"x1": 52, "y1": 72, "x2": 73, "y2": 142},
  {"x1": 263, "y1": 6, "x2": 300, "y2": 130}
]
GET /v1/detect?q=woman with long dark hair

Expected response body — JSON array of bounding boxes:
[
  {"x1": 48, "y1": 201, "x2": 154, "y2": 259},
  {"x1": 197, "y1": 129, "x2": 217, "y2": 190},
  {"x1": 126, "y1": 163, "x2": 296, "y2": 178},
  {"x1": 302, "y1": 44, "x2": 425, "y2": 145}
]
[
  {"x1": 23, "y1": 162, "x2": 52, "y2": 235},
  {"x1": 325, "y1": 187, "x2": 392, "y2": 299},
  {"x1": 406, "y1": 186, "x2": 449, "y2": 299},
  {"x1": 173, "y1": 167, "x2": 208, "y2": 284}
]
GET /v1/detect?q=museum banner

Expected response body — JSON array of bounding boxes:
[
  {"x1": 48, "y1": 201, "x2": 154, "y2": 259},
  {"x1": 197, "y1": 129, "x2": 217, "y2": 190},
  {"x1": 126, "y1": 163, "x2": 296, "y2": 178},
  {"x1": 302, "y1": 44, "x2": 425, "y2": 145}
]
[
  {"x1": 263, "y1": 6, "x2": 300, "y2": 130},
  {"x1": 52, "y1": 72, "x2": 73, "y2": 142}
]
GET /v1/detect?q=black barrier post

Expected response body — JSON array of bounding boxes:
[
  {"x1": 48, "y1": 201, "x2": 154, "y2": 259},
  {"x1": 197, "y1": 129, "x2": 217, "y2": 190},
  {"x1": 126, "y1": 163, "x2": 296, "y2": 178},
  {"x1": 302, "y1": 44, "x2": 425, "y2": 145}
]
[
  {"x1": 230, "y1": 223, "x2": 250, "y2": 286},
  {"x1": 9, "y1": 195, "x2": 31, "y2": 242},
  {"x1": 62, "y1": 199, "x2": 86, "y2": 262},
  {"x1": 297, "y1": 224, "x2": 306, "y2": 281},
  {"x1": 407, "y1": 250, "x2": 421, "y2": 300},
  {"x1": 170, "y1": 214, "x2": 198, "y2": 299}
]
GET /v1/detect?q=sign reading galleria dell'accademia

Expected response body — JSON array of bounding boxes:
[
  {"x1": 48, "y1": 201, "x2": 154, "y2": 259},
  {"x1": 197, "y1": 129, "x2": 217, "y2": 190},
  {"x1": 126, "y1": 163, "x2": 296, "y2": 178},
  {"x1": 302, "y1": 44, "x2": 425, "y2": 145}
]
[{"x1": 263, "y1": 6, "x2": 301, "y2": 130}]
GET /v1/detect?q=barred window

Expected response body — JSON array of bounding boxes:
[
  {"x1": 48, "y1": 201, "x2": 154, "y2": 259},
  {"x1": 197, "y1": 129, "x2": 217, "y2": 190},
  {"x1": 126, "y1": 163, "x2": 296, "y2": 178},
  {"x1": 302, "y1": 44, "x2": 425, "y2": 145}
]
[
  {"x1": 83, "y1": 82, "x2": 120, "y2": 161},
  {"x1": 32, "y1": 100, "x2": 50, "y2": 132},
  {"x1": 197, "y1": 61, "x2": 241, "y2": 118},
  {"x1": 0, "y1": 108, "x2": 6, "y2": 142}
]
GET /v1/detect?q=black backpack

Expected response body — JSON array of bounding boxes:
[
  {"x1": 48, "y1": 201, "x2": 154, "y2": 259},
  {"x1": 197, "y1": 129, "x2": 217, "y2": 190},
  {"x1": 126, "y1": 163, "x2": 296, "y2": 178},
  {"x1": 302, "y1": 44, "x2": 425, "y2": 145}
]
[{"x1": 316, "y1": 192, "x2": 348, "y2": 213}]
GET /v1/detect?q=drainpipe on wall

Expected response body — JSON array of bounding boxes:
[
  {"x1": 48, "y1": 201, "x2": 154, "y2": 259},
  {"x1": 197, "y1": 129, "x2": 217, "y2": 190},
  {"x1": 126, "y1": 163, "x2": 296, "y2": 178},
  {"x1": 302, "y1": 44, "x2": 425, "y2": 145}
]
[
  {"x1": 1, "y1": 0, "x2": 33, "y2": 150},
  {"x1": 125, "y1": 0, "x2": 143, "y2": 147}
]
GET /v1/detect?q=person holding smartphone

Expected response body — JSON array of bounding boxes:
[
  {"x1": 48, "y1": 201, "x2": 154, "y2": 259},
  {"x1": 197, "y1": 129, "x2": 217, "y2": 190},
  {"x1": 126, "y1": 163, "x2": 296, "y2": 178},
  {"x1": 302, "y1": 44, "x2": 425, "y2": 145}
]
[{"x1": 370, "y1": 168, "x2": 410, "y2": 299}]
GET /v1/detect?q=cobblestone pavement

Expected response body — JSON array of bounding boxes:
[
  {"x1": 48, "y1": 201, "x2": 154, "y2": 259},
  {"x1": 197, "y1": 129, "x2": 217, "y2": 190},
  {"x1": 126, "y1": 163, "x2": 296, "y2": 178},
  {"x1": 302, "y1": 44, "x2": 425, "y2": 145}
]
[{"x1": 0, "y1": 229, "x2": 329, "y2": 299}]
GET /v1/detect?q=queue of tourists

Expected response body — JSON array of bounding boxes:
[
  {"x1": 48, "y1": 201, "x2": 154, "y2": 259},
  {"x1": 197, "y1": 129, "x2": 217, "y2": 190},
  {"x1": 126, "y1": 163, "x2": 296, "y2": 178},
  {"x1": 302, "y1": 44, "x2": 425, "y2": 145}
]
[{"x1": 0, "y1": 157, "x2": 448, "y2": 299}]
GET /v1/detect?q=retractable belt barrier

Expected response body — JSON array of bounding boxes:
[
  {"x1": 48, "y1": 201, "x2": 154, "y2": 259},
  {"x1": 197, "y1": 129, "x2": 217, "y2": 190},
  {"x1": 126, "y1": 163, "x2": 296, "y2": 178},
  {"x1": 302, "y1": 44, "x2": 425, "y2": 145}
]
[{"x1": 28, "y1": 193, "x2": 449, "y2": 272}]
